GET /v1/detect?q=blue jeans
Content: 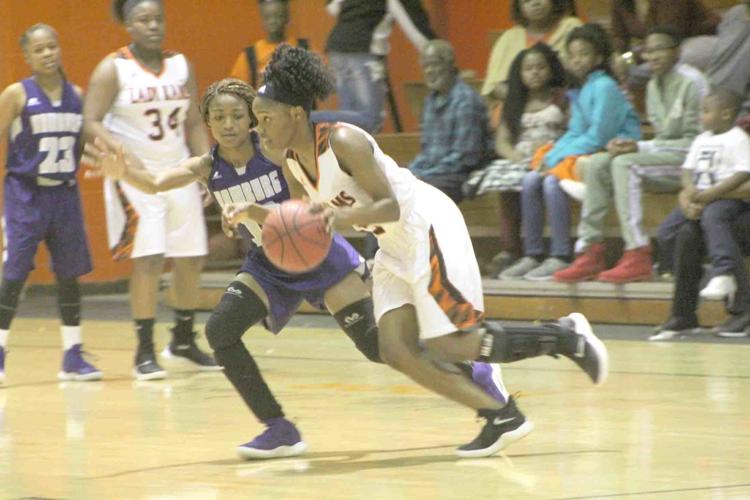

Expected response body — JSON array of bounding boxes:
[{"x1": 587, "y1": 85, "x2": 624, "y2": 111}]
[
  {"x1": 521, "y1": 171, "x2": 571, "y2": 258},
  {"x1": 327, "y1": 52, "x2": 386, "y2": 133},
  {"x1": 658, "y1": 199, "x2": 750, "y2": 277}
]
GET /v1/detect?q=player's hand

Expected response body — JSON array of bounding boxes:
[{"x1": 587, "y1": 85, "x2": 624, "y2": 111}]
[
  {"x1": 198, "y1": 184, "x2": 214, "y2": 208},
  {"x1": 222, "y1": 202, "x2": 255, "y2": 237},
  {"x1": 308, "y1": 202, "x2": 335, "y2": 234},
  {"x1": 82, "y1": 138, "x2": 127, "y2": 180}
]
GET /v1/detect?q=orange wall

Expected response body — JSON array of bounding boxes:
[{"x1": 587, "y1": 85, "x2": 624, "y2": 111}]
[{"x1": 0, "y1": 0, "x2": 511, "y2": 284}]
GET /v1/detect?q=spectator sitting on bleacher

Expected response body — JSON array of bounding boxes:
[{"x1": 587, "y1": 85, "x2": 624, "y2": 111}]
[
  {"x1": 500, "y1": 24, "x2": 641, "y2": 281},
  {"x1": 554, "y1": 26, "x2": 707, "y2": 284},
  {"x1": 610, "y1": 0, "x2": 719, "y2": 86},
  {"x1": 650, "y1": 201, "x2": 750, "y2": 341},
  {"x1": 705, "y1": 1, "x2": 750, "y2": 110},
  {"x1": 463, "y1": 43, "x2": 569, "y2": 276},
  {"x1": 656, "y1": 89, "x2": 750, "y2": 310},
  {"x1": 481, "y1": 0, "x2": 580, "y2": 110},
  {"x1": 407, "y1": 40, "x2": 494, "y2": 204},
  {"x1": 228, "y1": 0, "x2": 308, "y2": 88}
]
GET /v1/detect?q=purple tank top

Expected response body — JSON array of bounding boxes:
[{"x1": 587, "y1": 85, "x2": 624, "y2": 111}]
[
  {"x1": 6, "y1": 77, "x2": 83, "y2": 181},
  {"x1": 208, "y1": 131, "x2": 291, "y2": 244}
]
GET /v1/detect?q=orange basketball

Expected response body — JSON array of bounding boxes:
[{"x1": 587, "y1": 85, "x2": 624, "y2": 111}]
[{"x1": 261, "y1": 200, "x2": 333, "y2": 273}]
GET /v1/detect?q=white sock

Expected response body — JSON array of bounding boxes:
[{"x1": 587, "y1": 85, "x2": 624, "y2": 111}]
[
  {"x1": 61, "y1": 326, "x2": 82, "y2": 350},
  {"x1": 0, "y1": 329, "x2": 8, "y2": 349}
]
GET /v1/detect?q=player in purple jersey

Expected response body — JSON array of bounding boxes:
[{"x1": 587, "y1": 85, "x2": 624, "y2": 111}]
[
  {"x1": 0, "y1": 24, "x2": 101, "y2": 384},
  {"x1": 86, "y1": 78, "x2": 510, "y2": 459}
]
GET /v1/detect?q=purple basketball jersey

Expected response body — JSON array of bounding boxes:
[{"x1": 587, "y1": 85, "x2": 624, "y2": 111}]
[
  {"x1": 209, "y1": 133, "x2": 362, "y2": 333},
  {"x1": 208, "y1": 132, "x2": 291, "y2": 245},
  {"x1": 6, "y1": 78, "x2": 82, "y2": 181}
]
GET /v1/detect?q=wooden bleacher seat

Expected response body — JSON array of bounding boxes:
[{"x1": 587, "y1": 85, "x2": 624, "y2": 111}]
[{"x1": 375, "y1": 131, "x2": 679, "y2": 241}]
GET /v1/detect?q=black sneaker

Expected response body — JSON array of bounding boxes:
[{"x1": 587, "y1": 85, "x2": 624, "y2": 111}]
[
  {"x1": 649, "y1": 315, "x2": 699, "y2": 341},
  {"x1": 558, "y1": 313, "x2": 609, "y2": 386},
  {"x1": 161, "y1": 336, "x2": 221, "y2": 371},
  {"x1": 133, "y1": 351, "x2": 167, "y2": 381},
  {"x1": 715, "y1": 312, "x2": 750, "y2": 338},
  {"x1": 456, "y1": 396, "x2": 533, "y2": 458}
]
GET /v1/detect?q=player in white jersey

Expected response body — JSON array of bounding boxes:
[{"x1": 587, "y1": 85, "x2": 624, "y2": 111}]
[
  {"x1": 232, "y1": 45, "x2": 609, "y2": 458},
  {"x1": 83, "y1": 0, "x2": 218, "y2": 380}
]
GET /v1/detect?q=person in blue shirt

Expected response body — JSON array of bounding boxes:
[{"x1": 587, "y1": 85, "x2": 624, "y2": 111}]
[
  {"x1": 504, "y1": 23, "x2": 641, "y2": 282},
  {"x1": 407, "y1": 39, "x2": 494, "y2": 204}
]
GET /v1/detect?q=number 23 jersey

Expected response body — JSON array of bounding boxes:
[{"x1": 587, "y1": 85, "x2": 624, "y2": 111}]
[
  {"x1": 6, "y1": 77, "x2": 82, "y2": 181},
  {"x1": 105, "y1": 46, "x2": 191, "y2": 171}
]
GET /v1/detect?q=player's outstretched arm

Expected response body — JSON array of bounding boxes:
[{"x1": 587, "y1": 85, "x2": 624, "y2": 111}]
[{"x1": 84, "y1": 138, "x2": 209, "y2": 194}]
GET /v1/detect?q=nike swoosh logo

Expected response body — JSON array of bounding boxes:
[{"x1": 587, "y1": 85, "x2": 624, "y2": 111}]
[
  {"x1": 136, "y1": 362, "x2": 153, "y2": 369},
  {"x1": 493, "y1": 417, "x2": 516, "y2": 426}
]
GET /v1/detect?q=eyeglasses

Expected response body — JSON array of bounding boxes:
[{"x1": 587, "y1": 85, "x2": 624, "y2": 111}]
[{"x1": 642, "y1": 45, "x2": 678, "y2": 55}]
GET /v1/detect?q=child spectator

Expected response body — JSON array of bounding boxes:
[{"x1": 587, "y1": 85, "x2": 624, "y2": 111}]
[
  {"x1": 554, "y1": 26, "x2": 707, "y2": 283},
  {"x1": 657, "y1": 89, "x2": 750, "y2": 306},
  {"x1": 229, "y1": 0, "x2": 309, "y2": 88},
  {"x1": 501, "y1": 24, "x2": 641, "y2": 281},
  {"x1": 407, "y1": 40, "x2": 494, "y2": 204},
  {"x1": 463, "y1": 43, "x2": 568, "y2": 275},
  {"x1": 651, "y1": 204, "x2": 750, "y2": 341},
  {"x1": 482, "y1": 0, "x2": 580, "y2": 108}
]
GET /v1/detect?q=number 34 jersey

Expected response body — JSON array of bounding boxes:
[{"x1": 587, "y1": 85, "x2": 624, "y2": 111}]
[
  {"x1": 6, "y1": 77, "x2": 82, "y2": 181},
  {"x1": 105, "y1": 46, "x2": 191, "y2": 172}
]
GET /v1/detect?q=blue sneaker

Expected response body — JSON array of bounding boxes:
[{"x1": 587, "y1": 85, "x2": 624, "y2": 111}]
[
  {"x1": 0, "y1": 347, "x2": 5, "y2": 385},
  {"x1": 471, "y1": 362, "x2": 509, "y2": 404},
  {"x1": 236, "y1": 417, "x2": 308, "y2": 460},
  {"x1": 58, "y1": 344, "x2": 103, "y2": 381}
]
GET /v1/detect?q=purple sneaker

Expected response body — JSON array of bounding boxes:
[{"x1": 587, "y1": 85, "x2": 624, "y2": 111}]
[
  {"x1": 471, "y1": 362, "x2": 509, "y2": 404},
  {"x1": 58, "y1": 344, "x2": 103, "y2": 381},
  {"x1": 0, "y1": 347, "x2": 5, "y2": 385},
  {"x1": 236, "y1": 417, "x2": 307, "y2": 460}
]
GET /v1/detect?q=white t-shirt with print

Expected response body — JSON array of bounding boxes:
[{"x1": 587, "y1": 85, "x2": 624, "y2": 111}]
[{"x1": 683, "y1": 126, "x2": 750, "y2": 190}]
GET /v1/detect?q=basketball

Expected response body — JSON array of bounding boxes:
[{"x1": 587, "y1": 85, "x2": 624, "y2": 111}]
[{"x1": 261, "y1": 199, "x2": 333, "y2": 273}]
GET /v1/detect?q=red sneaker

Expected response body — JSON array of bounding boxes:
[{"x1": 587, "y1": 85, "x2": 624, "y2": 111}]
[
  {"x1": 553, "y1": 243, "x2": 606, "y2": 283},
  {"x1": 597, "y1": 246, "x2": 653, "y2": 283}
]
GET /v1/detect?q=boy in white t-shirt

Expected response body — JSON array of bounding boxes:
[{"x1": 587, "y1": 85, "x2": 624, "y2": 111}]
[{"x1": 657, "y1": 89, "x2": 750, "y2": 304}]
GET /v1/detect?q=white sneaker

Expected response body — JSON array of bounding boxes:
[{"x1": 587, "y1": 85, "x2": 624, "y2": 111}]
[
  {"x1": 699, "y1": 275, "x2": 737, "y2": 303},
  {"x1": 559, "y1": 179, "x2": 586, "y2": 202}
]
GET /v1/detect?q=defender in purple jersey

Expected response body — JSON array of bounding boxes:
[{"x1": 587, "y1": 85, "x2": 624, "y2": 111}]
[
  {"x1": 0, "y1": 24, "x2": 101, "y2": 384},
  {"x1": 87, "y1": 78, "x2": 510, "y2": 460}
]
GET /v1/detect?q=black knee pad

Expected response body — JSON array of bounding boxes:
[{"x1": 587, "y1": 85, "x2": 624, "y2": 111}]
[
  {"x1": 333, "y1": 297, "x2": 382, "y2": 363},
  {"x1": 57, "y1": 278, "x2": 81, "y2": 326},
  {"x1": 205, "y1": 281, "x2": 267, "y2": 351}
]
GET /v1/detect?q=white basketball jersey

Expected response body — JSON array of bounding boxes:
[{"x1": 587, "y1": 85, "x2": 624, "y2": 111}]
[
  {"x1": 105, "y1": 47, "x2": 191, "y2": 171},
  {"x1": 285, "y1": 122, "x2": 428, "y2": 279}
]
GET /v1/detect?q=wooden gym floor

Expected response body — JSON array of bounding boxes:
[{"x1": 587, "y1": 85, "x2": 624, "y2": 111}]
[{"x1": 0, "y1": 294, "x2": 748, "y2": 499}]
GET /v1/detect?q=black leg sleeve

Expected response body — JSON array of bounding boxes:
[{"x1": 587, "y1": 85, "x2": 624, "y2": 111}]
[
  {"x1": 206, "y1": 281, "x2": 283, "y2": 421},
  {"x1": 57, "y1": 277, "x2": 81, "y2": 327}
]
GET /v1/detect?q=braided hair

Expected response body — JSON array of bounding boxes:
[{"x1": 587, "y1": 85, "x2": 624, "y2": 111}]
[{"x1": 201, "y1": 78, "x2": 258, "y2": 127}]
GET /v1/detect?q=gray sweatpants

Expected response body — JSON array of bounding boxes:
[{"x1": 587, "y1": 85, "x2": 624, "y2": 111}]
[{"x1": 576, "y1": 151, "x2": 685, "y2": 252}]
